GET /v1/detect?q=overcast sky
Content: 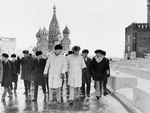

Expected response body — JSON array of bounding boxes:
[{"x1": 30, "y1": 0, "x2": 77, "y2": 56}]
[{"x1": 0, "y1": 0, "x2": 148, "y2": 57}]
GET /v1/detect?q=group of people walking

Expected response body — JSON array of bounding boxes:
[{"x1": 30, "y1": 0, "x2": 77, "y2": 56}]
[{"x1": 0, "y1": 44, "x2": 110, "y2": 105}]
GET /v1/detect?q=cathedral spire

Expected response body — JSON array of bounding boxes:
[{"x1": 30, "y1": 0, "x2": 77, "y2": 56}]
[
  {"x1": 53, "y1": 5, "x2": 56, "y2": 14},
  {"x1": 51, "y1": 5, "x2": 57, "y2": 23},
  {"x1": 48, "y1": 5, "x2": 62, "y2": 51}
]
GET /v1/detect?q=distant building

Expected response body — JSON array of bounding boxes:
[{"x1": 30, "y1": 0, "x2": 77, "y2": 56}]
[
  {"x1": 125, "y1": 0, "x2": 150, "y2": 59},
  {"x1": 0, "y1": 37, "x2": 16, "y2": 55},
  {"x1": 34, "y1": 5, "x2": 71, "y2": 55}
]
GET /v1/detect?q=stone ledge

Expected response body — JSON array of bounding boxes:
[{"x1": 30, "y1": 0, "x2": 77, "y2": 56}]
[
  {"x1": 107, "y1": 86, "x2": 142, "y2": 113},
  {"x1": 133, "y1": 87, "x2": 150, "y2": 113},
  {"x1": 119, "y1": 66, "x2": 150, "y2": 80},
  {"x1": 108, "y1": 73, "x2": 137, "y2": 91}
]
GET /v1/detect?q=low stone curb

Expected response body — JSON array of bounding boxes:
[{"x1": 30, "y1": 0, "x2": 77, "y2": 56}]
[{"x1": 107, "y1": 86, "x2": 142, "y2": 113}]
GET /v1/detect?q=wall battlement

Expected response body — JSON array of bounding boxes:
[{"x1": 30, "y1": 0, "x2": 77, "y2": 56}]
[{"x1": 133, "y1": 23, "x2": 150, "y2": 29}]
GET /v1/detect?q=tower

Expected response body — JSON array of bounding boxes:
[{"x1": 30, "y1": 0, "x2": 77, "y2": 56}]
[
  {"x1": 61, "y1": 26, "x2": 71, "y2": 53},
  {"x1": 48, "y1": 5, "x2": 62, "y2": 51},
  {"x1": 147, "y1": 0, "x2": 150, "y2": 23},
  {"x1": 40, "y1": 27, "x2": 49, "y2": 54},
  {"x1": 35, "y1": 27, "x2": 48, "y2": 55}
]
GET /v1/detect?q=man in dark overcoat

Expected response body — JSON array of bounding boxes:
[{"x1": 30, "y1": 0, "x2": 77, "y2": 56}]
[
  {"x1": 90, "y1": 50, "x2": 109, "y2": 100},
  {"x1": 10, "y1": 54, "x2": 20, "y2": 93},
  {"x1": 20, "y1": 50, "x2": 34, "y2": 96},
  {"x1": 0, "y1": 59, "x2": 3, "y2": 84},
  {"x1": 101, "y1": 51, "x2": 110, "y2": 96},
  {"x1": 1, "y1": 53, "x2": 12, "y2": 101},
  {"x1": 32, "y1": 51, "x2": 46, "y2": 101},
  {"x1": 81, "y1": 49, "x2": 91, "y2": 97}
]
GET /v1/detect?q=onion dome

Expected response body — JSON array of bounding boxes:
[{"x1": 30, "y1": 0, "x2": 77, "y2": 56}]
[
  {"x1": 63, "y1": 26, "x2": 70, "y2": 34},
  {"x1": 36, "y1": 28, "x2": 41, "y2": 37},
  {"x1": 41, "y1": 27, "x2": 48, "y2": 35}
]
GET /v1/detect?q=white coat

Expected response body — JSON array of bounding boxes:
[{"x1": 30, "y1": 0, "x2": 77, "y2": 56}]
[
  {"x1": 44, "y1": 53, "x2": 66, "y2": 88},
  {"x1": 66, "y1": 54, "x2": 86, "y2": 87}
]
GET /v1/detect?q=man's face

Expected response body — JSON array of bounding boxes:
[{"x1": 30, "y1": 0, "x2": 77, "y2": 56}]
[
  {"x1": 74, "y1": 51, "x2": 79, "y2": 55},
  {"x1": 11, "y1": 57, "x2": 16, "y2": 60},
  {"x1": 23, "y1": 53, "x2": 28, "y2": 57},
  {"x1": 83, "y1": 53, "x2": 88, "y2": 58},
  {"x1": 96, "y1": 53, "x2": 103, "y2": 58},
  {"x1": 55, "y1": 49, "x2": 62, "y2": 55},
  {"x1": 2, "y1": 56, "x2": 6, "y2": 61}
]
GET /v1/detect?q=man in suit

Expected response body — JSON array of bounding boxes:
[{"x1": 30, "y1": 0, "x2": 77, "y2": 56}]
[
  {"x1": 102, "y1": 50, "x2": 110, "y2": 96},
  {"x1": 20, "y1": 50, "x2": 34, "y2": 96},
  {"x1": 81, "y1": 49, "x2": 91, "y2": 97},
  {"x1": 10, "y1": 54, "x2": 20, "y2": 94},
  {"x1": 1, "y1": 53, "x2": 12, "y2": 101},
  {"x1": 32, "y1": 51, "x2": 46, "y2": 101}
]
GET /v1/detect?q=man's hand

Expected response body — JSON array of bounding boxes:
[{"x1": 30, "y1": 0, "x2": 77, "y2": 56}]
[
  {"x1": 60, "y1": 73, "x2": 64, "y2": 79},
  {"x1": 106, "y1": 70, "x2": 110, "y2": 76},
  {"x1": 44, "y1": 74, "x2": 48, "y2": 77}
]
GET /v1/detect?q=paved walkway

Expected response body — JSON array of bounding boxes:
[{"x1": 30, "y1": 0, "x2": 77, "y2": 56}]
[{"x1": 0, "y1": 78, "x2": 128, "y2": 113}]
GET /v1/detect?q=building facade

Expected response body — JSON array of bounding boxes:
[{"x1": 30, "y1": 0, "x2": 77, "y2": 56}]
[
  {"x1": 125, "y1": 0, "x2": 150, "y2": 59},
  {"x1": 35, "y1": 5, "x2": 71, "y2": 55}
]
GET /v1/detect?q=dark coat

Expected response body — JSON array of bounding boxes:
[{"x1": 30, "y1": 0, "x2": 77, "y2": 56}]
[
  {"x1": 20, "y1": 56, "x2": 34, "y2": 81},
  {"x1": 0, "y1": 60, "x2": 3, "y2": 83},
  {"x1": 82, "y1": 57, "x2": 92, "y2": 83},
  {"x1": 90, "y1": 57, "x2": 109, "y2": 81},
  {"x1": 1, "y1": 60, "x2": 12, "y2": 87},
  {"x1": 103, "y1": 57, "x2": 110, "y2": 82},
  {"x1": 33, "y1": 58, "x2": 46, "y2": 86},
  {"x1": 11, "y1": 60, "x2": 20, "y2": 83}
]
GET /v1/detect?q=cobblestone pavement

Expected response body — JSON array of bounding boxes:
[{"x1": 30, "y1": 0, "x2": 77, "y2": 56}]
[{"x1": 0, "y1": 79, "x2": 128, "y2": 113}]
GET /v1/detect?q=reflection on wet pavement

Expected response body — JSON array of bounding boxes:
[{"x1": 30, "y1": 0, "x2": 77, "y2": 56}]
[{"x1": 0, "y1": 80, "x2": 128, "y2": 113}]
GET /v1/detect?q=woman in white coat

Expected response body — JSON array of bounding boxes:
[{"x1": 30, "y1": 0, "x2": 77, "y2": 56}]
[
  {"x1": 44, "y1": 45, "x2": 66, "y2": 104},
  {"x1": 66, "y1": 46, "x2": 86, "y2": 104}
]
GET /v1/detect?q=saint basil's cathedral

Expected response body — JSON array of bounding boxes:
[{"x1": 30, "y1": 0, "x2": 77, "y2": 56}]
[{"x1": 34, "y1": 5, "x2": 71, "y2": 55}]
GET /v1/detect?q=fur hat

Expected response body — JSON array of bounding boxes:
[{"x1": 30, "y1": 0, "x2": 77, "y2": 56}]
[
  {"x1": 35, "y1": 51, "x2": 42, "y2": 56},
  {"x1": 101, "y1": 50, "x2": 106, "y2": 56},
  {"x1": 22, "y1": 50, "x2": 29, "y2": 54},
  {"x1": 72, "y1": 46, "x2": 81, "y2": 52},
  {"x1": 54, "y1": 44, "x2": 62, "y2": 50},
  {"x1": 82, "y1": 49, "x2": 89, "y2": 54},
  {"x1": 11, "y1": 54, "x2": 16, "y2": 58},
  {"x1": 2, "y1": 53, "x2": 9, "y2": 58},
  {"x1": 68, "y1": 51, "x2": 73, "y2": 55},
  {"x1": 94, "y1": 49, "x2": 103, "y2": 54}
]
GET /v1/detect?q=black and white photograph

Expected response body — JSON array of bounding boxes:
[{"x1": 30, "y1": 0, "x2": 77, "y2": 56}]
[{"x1": 0, "y1": 0, "x2": 149, "y2": 113}]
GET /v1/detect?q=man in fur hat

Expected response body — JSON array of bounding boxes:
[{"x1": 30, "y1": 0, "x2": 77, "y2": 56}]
[
  {"x1": 1, "y1": 53, "x2": 12, "y2": 101},
  {"x1": 32, "y1": 51, "x2": 46, "y2": 101},
  {"x1": 20, "y1": 50, "x2": 34, "y2": 96},
  {"x1": 44, "y1": 45, "x2": 66, "y2": 105},
  {"x1": 90, "y1": 49, "x2": 109, "y2": 100},
  {"x1": 10, "y1": 54, "x2": 20, "y2": 93}
]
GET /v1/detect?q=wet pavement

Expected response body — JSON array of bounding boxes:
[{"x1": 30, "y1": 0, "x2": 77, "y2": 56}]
[{"x1": 0, "y1": 79, "x2": 128, "y2": 113}]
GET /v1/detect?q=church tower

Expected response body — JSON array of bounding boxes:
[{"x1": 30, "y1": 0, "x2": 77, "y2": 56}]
[
  {"x1": 35, "y1": 27, "x2": 48, "y2": 55},
  {"x1": 61, "y1": 26, "x2": 71, "y2": 53},
  {"x1": 48, "y1": 5, "x2": 62, "y2": 51},
  {"x1": 147, "y1": 0, "x2": 150, "y2": 23}
]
